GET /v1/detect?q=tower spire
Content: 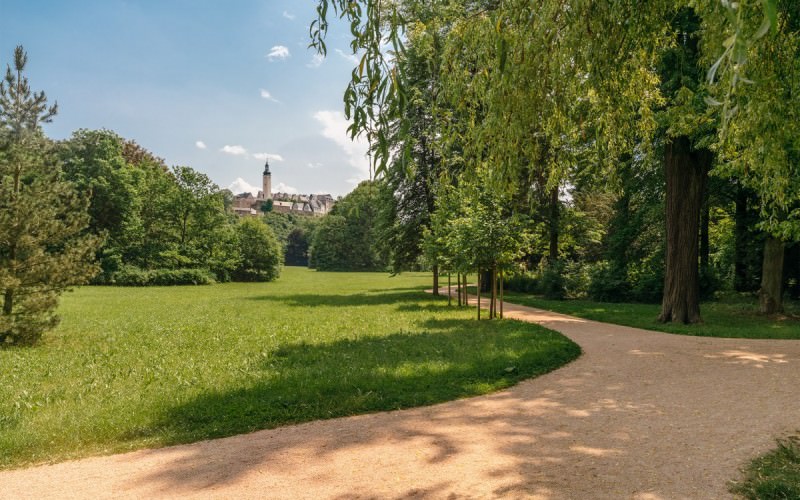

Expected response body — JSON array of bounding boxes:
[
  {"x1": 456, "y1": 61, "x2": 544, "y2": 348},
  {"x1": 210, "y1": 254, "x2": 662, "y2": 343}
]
[{"x1": 263, "y1": 159, "x2": 270, "y2": 175}]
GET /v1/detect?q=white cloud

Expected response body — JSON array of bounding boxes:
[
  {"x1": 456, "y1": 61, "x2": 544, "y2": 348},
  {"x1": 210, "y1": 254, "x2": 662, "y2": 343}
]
[
  {"x1": 267, "y1": 45, "x2": 290, "y2": 61},
  {"x1": 195, "y1": 140, "x2": 207, "y2": 150},
  {"x1": 313, "y1": 110, "x2": 370, "y2": 180},
  {"x1": 335, "y1": 48, "x2": 360, "y2": 65},
  {"x1": 259, "y1": 88, "x2": 279, "y2": 102},
  {"x1": 220, "y1": 145, "x2": 248, "y2": 156},
  {"x1": 307, "y1": 162, "x2": 323, "y2": 169},
  {"x1": 228, "y1": 177, "x2": 260, "y2": 196},
  {"x1": 307, "y1": 53, "x2": 325, "y2": 68},
  {"x1": 275, "y1": 182, "x2": 298, "y2": 194},
  {"x1": 282, "y1": 11, "x2": 295, "y2": 20},
  {"x1": 253, "y1": 152, "x2": 284, "y2": 162}
]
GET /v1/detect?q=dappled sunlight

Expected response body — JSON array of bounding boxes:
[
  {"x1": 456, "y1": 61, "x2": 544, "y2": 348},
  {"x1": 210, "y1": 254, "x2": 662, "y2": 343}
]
[
  {"x1": 570, "y1": 444, "x2": 623, "y2": 457},
  {"x1": 703, "y1": 349, "x2": 790, "y2": 368},
  {"x1": 629, "y1": 349, "x2": 665, "y2": 356}
]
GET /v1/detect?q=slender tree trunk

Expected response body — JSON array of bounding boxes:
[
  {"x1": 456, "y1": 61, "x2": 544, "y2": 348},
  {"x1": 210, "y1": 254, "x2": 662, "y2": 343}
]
[
  {"x1": 480, "y1": 270, "x2": 491, "y2": 293},
  {"x1": 759, "y1": 237, "x2": 785, "y2": 314},
  {"x1": 500, "y1": 270, "x2": 504, "y2": 319},
  {"x1": 733, "y1": 186, "x2": 752, "y2": 292},
  {"x1": 448, "y1": 273, "x2": 451, "y2": 306},
  {"x1": 493, "y1": 266, "x2": 499, "y2": 319},
  {"x1": 432, "y1": 265, "x2": 439, "y2": 296},
  {"x1": 3, "y1": 289, "x2": 13, "y2": 316},
  {"x1": 659, "y1": 137, "x2": 709, "y2": 324},
  {"x1": 477, "y1": 270, "x2": 481, "y2": 320},
  {"x1": 549, "y1": 186, "x2": 560, "y2": 264},
  {"x1": 457, "y1": 274, "x2": 462, "y2": 306}
]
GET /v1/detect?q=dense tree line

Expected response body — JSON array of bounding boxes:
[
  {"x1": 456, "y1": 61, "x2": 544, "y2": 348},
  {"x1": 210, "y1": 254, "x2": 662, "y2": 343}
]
[
  {"x1": 0, "y1": 47, "x2": 283, "y2": 344},
  {"x1": 312, "y1": 0, "x2": 800, "y2": 322}
]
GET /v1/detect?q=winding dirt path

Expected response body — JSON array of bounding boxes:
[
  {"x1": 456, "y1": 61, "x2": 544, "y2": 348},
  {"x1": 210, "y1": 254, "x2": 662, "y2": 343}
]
[{"x1": 2, "y1": 294, "x2": 799, "y2": 499}]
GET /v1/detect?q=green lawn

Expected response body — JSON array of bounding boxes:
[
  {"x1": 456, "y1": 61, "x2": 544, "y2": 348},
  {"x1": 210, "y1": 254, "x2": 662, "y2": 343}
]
[
  {"x1": 0, "y1": 267, "x2": 579, "y2": 469},
  {"x1": 497, "y1": 291, "x2": 800, "y2": 339}
]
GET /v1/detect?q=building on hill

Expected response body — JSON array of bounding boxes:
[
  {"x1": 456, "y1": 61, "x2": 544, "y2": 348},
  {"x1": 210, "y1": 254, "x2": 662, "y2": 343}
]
[{"x1": 232, "y1": 160, "x2": 335, "y2": 217}]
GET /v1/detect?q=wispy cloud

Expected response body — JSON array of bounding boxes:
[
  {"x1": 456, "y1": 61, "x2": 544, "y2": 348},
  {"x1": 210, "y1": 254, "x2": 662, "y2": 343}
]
[
  {"x1": 313, "y1": 110, "x2": 370, "y2": 180},
  {"x1": 266, "y1": 45, "x2": 290, "y2": 61},
  {"x1": 195, "y1": 140, "x2": 207, "y2": 150},
  {"x1": 228, "y1": 177, "x2": 260, "y2": 196},
  {"x1": 275, "y1": 182, "x2": 298, "y2": 194},
  {"x1": 220, "y1": 145, "x2": 248, "y2": 156},
  {"x1": 335, "y1": 48, "x2": 360, "y2": 65},
  {"x1": 259, "y1": 88, "x2": 279, "y2": 102},
  {"x1": 253, "y1": 152, "x2": 284, "y2": 162},
  {"x1": 282, "y1": 11, "x2": 295, "y2": 20},
  {"x1": 307, "y1": 162, "x2": 323, "y2": 169},
  {"x1": 307, "y1": 53, "x2": 325, "y2": 69}
]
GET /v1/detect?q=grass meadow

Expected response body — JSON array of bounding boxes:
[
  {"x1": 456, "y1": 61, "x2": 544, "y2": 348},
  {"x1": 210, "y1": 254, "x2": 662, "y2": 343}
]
[{"x1": 0, "y1": 267, "x2": 579, "y2": 469}]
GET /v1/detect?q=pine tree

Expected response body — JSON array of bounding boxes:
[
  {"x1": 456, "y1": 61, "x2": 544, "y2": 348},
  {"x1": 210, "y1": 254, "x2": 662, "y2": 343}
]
[{"x1": 0, "y1": 46, "x2": 100, "y2": 345}]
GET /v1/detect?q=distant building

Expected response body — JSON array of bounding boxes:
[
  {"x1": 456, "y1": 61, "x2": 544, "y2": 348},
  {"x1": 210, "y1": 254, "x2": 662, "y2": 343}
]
[{"x1": 232, "y1": 160, "x2": 335, "y2": 216}]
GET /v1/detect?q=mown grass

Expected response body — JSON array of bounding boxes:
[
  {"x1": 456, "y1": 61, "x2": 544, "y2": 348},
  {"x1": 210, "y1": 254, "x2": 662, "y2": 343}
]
[
  {"x1": 0, "y1": 267, "x2": 579, "y2": 469},
  {"x1": 497, "y1": 291, "x2": 800, "y2": 339},
  {"x1": 731, "y1": 435, "x2": 800, "y2": 499}
]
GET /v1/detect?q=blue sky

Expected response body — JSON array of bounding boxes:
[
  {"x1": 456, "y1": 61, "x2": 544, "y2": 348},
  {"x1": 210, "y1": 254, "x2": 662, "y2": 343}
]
[{"x1": 0, "y1": 0, "x2": 369, "y2": 196}]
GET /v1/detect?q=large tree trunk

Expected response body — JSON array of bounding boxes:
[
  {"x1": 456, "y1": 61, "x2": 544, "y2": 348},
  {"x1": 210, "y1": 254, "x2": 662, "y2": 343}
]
[
  {"x1": 432, "y1": 265, "x2": 439, "y2": 296},
  {"x1": 759, "y1": 237, "x2": 785, "y2": 314},
  {"x1": 659, "y1": 137, "x2": 709, "y2": 324}
]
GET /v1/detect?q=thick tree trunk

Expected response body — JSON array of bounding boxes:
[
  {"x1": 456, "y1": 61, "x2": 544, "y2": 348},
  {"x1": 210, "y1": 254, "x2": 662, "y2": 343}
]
[
  {"x1": 499, "y1": 270, "x2": 504, "y2": 319},
  {"x1": 733, "y1": 186, "x2": 749, "y2": 292},
  {"x1": 549, "y1": 186, "x2": 559, "y2": 263},
  {"x1": 3, "y1": 289, "x2": 13, "y2": 316},
  {"x1": 432, "y1": 265, "x2": 439, "y2": 296},
  {"x1": 659, "y1": 137, "x2": 709, "y2": 324},
  {"x1": 759, "y1": 237, "x2": 785, "y2": 314}
]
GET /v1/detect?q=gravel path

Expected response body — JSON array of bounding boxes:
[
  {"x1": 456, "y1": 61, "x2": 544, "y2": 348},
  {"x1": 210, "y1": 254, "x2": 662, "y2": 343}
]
[{"x1": 2, "y1": 294, "x2": 799, "y2": 499}]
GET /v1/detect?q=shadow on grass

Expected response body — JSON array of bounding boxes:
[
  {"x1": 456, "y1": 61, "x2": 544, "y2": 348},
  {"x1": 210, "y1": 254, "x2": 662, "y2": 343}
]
[
  {"x1": 127, "y1": 319, "x2": 579, "y2": 491},
  {"x1": 246, "y1": 290, "x2": 432, "y2": 308}
]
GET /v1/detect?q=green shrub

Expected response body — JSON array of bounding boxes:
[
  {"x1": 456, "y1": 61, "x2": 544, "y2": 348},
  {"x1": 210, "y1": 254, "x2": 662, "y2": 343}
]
[
  {"x1": 110, "y1": 266, "x2": 213, "y2": 286},
  {"x1": 588, "y1": 262, "x2": 632, "y2": 302},
  {"x1": 504, "y1": 272, "x2": 540, "y2": 294},
  {"x1": 232, "y1": 218, "x2": 283, "y2": 282},
  {"x1": 541, "y1": 262, "x2": 566, "y2": 300},
  {"x1": 149, "y1": 269, "x2": 214, "y2": 286}
]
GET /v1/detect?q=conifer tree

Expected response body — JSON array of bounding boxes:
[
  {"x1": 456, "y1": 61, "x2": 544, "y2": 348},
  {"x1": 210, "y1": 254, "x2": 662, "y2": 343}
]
[{"x1": 0, "y1": 46, "x2": 99, "y2": 345}]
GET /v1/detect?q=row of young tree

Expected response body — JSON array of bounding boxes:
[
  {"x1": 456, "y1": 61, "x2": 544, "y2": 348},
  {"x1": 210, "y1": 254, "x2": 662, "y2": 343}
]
[
  {"x1": 0, "y1": 47, "x2": 283, "y2": 345},
  {"x1": 308, "y1": 0, "x2": 800, "y2": 323}
]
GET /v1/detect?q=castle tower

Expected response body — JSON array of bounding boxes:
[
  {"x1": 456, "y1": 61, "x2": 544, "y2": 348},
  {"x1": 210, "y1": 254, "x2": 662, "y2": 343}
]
[{"x1": 262, "y1": 160, "x2": 272, "y2": 200}]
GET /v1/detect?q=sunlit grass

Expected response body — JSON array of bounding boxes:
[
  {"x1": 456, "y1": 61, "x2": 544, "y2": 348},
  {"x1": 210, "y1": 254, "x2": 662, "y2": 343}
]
[
  {"x1": 500, "y1": 291, "x2": 800, "y2": 339},
  {"x1": 731, "y1": 435, "x2": 800, "y2": 499},
  {"x1": 0, "y1": 267, "x2": 579, "y2": 469}
]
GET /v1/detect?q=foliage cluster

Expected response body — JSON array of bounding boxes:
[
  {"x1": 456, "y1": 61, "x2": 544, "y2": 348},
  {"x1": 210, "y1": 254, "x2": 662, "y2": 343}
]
[
  {"x1": 309, "y1": 180, "x2": 389, "y2": 271},
  {"x1": 0, "y1": 47, "x2": 100, "y2": 345},
  {"x1": 312, "y1": 0, "x2": 800, "y2": 321}
]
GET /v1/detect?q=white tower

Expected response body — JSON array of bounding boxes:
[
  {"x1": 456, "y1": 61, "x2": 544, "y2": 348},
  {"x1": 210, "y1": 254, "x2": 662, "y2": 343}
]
[{"x1": 262, "y1": 160, "x2": 272, "y2": 200}]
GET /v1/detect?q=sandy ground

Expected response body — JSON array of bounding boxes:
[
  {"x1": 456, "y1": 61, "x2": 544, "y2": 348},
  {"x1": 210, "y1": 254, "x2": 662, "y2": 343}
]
[{"x1": 2, "y1": 293, "x2": 799, "y2": 500}]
